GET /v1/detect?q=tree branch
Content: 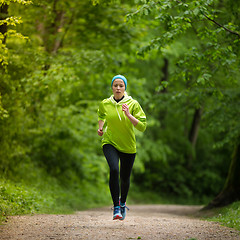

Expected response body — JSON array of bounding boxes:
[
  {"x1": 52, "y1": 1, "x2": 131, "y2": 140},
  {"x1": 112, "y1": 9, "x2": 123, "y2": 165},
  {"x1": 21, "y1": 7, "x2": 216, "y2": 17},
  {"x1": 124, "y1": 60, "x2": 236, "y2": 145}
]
[
  {"x1": 203, "y1": 13, "x2": 240, "y2": 38},
  {"x1": 174, "y1": 0, "x2": 240, "y2": 38}
]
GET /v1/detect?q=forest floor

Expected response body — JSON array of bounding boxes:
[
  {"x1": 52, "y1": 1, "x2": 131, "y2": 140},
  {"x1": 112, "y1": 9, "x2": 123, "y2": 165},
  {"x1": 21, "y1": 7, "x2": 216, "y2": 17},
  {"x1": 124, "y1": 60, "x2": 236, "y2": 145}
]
[{"x1": 0, "y1": 204, "x2": 240, "y2": 240}]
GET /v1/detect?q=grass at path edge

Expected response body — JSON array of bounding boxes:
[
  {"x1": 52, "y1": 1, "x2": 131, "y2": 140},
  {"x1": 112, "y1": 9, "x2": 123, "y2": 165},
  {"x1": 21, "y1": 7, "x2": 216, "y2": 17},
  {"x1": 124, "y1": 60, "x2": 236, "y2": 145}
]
[{"x1": 200, "y1": 201, "x2": 240, "y2": 231}]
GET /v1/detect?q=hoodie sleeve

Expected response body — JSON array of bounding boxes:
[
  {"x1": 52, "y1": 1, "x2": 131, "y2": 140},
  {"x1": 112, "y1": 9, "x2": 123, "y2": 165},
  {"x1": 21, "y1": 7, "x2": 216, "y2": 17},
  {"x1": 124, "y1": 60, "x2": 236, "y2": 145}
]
[
  {"x1": 97, "y1": 101, "x2": 106, "y2": 121},
  {"x1": 132, "y1": 100, "x2": 147, "y2": 132}
]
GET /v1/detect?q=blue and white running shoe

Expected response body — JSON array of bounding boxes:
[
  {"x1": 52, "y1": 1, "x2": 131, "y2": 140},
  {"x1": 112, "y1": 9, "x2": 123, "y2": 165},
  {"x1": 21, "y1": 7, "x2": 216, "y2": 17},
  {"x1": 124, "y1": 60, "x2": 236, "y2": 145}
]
[
  {"x1": 113, "y1": 206, "x2": 123, "y2": 220},
  {"x1": 120, "y1": 202, "x2": 129, "y2": 220}
]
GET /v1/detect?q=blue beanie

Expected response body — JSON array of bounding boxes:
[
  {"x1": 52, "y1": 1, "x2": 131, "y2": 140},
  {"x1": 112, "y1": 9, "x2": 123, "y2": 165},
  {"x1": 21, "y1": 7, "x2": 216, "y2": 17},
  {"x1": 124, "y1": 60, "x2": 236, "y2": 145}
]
[{"x1": 111, "y1": 75, "x2": 127, "y2": 90}]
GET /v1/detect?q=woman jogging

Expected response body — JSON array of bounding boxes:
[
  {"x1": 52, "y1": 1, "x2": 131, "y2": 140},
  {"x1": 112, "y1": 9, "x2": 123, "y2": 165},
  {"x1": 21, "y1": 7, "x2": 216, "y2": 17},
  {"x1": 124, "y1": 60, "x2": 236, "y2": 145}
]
[{"x1": 97, "y1": 74, "x2": 147, "y2": 220}]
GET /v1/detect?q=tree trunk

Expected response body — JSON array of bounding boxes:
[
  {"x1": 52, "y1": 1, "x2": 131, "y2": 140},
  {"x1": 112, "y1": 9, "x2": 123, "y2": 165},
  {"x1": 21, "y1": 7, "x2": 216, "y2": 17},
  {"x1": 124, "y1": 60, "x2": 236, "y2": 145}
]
[
  {"x1": 157, "y1": 57, "x2": 168, "y2": 129},
  {"x1": 160, "y1": 57, "x2": 168, "y2": 94},
  {"x1": 203, "y1": 141, "x2": 240, "y2": 210},
  {"x1": 187, "y1": 107, "x2": 203, "y2": 168},
  {"x1": 189, "y1": 108, "x2": 203, "y2": 147}
]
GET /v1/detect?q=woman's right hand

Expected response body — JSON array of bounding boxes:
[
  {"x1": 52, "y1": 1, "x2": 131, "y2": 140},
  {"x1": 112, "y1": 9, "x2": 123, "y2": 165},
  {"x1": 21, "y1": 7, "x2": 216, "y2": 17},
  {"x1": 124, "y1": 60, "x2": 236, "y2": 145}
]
[{"x1": 98, "y1": 128, "x2": 103, "y2": 136}]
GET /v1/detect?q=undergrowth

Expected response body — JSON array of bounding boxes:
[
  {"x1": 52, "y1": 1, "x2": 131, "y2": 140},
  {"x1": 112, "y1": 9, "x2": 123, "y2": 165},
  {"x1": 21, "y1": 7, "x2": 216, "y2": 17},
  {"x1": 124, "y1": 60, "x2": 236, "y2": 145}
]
[
  {"x1": 0, "y1": 180, "x2": 47, "y2": 222},
  {"x1": 0, "y1": 178, "x2": 110, "y2": 223}
]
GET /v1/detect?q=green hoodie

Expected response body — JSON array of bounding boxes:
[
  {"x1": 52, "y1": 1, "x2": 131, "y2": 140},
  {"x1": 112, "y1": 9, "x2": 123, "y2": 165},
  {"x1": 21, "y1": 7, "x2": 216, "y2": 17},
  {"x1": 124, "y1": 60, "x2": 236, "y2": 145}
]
[{"x1": 98, "y1": 94, "x2": 146, "y2": 153}]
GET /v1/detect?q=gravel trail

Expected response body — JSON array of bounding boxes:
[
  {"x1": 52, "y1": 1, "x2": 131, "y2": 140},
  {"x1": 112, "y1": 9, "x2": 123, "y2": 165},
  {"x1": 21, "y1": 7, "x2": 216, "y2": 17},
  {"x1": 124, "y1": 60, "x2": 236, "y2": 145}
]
[{"x1": 0, "y1": 205, "x2": 239, "y2": 240}]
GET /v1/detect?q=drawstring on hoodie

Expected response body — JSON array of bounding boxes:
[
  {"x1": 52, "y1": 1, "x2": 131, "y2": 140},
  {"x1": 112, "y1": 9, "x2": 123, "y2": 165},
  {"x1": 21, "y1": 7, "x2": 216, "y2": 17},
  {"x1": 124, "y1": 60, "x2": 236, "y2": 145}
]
[
  {"x1": 110, "y1": 93, "x2": 131, "y2": 121},
  {"x1": 115, "y1": 105, "x2": 122, "y2": 121}
]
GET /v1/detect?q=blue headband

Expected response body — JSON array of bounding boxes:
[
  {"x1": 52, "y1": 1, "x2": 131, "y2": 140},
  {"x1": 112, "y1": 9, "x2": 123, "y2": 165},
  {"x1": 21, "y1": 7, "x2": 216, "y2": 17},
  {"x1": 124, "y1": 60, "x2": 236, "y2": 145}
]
[{"x1": 111, "y1": 75, "x2": 127, "y2": 90}]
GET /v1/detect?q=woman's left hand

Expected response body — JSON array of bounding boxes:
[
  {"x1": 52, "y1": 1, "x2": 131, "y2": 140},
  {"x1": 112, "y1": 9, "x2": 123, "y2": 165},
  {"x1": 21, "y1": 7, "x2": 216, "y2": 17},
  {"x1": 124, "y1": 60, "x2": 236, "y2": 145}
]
[
  {"x1": 122, "y1": 103, "x2": 139, "y2": 126},
  {"x1": 122, "y1": 104, "x2": 130, "y2": 117}
]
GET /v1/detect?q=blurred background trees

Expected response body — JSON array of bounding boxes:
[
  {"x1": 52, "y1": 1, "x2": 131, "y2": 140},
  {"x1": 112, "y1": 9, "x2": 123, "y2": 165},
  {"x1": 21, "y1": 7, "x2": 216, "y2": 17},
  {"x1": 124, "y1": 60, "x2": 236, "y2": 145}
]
[{"x1": 0, "y1": 0, "x2": 239, "y2": 210}]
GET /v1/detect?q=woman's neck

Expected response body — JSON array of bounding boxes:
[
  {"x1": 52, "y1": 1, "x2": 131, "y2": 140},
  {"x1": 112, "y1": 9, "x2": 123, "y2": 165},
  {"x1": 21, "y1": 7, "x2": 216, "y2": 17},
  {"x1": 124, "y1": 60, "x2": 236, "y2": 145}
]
[{"x1": 114, "y1": 95, "x2": 124, "y2": 103}]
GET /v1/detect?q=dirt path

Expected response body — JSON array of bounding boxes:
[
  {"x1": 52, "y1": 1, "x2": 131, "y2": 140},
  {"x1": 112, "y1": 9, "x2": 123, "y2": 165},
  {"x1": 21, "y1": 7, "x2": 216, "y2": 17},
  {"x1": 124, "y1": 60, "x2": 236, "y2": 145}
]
[{"x1": 0, "y1": 205, "x2": 239, "y2": 240}]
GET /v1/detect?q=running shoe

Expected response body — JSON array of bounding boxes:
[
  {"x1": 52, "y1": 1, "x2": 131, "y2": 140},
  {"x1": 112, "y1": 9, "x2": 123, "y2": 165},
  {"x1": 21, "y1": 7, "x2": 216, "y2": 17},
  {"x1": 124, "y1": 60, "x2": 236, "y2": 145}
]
[
  {"x1": 120, "y1": 202, "x2": 129, "y2": 220},
  {"x1": 113, "y1": 206, "x2": 123, "y2": 220}
]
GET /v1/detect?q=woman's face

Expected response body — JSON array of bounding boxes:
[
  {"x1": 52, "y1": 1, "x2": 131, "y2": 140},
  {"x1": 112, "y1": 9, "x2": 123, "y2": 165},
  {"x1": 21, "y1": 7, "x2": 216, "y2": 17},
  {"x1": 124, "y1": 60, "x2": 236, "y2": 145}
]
[{"x1": 112, "y1": 79, "x2": 125, "y2": 100}]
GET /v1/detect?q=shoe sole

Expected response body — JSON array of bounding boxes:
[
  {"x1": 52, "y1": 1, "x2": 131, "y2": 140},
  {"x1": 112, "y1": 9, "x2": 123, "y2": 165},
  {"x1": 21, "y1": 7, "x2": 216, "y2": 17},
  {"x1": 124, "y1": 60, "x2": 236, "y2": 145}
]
[
  {"x1": 119, "y1": 213, "x2": 125, "y2": 221},
  {"x1": 113, "y1": 214, "x2": 123, "y2": 220}
]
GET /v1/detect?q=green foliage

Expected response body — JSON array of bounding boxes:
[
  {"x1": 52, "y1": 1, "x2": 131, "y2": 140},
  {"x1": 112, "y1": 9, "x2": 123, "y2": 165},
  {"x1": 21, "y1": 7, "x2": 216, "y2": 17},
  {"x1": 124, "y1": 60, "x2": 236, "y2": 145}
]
[
  {"x1": 0, "y1": 0, "x2": 240, "y2": 221},
  {"x1": 0, "y1": 94, "x2": 8, "y2": 119},
  {"x1": 0, "y1": 0, "x2": 32, "y2": 5},
  {"x1": 0, "y1": 0, "x2": 137, "y2": 220},
  {"x1": 127, "y1": 0, "x2": 240, "y2": 87},
  {"x1": 124, "y1": 0, "x2": 240, "y2": 204}
]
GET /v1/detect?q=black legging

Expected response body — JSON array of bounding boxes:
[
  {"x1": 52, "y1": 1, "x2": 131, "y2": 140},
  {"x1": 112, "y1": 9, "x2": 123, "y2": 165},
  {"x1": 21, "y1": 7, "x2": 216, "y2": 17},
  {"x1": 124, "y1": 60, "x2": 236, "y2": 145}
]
[{"x1": 103, "y1": 144, "x2": 136, "y2": 207}]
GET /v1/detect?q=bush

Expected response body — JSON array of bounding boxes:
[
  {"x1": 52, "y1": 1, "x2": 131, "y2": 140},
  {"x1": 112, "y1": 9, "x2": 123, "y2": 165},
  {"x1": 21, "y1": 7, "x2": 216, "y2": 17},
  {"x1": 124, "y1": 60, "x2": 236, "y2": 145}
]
[{"x1": 0, "y1": 180, "x2": 54, "y2": 222}]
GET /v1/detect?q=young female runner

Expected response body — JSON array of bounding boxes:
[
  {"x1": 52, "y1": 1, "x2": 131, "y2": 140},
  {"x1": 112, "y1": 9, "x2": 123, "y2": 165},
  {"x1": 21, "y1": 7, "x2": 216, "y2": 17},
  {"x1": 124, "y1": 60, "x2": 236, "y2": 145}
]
[{"x1": 97, "y1": 75, "x2": 146, "y2": 220}]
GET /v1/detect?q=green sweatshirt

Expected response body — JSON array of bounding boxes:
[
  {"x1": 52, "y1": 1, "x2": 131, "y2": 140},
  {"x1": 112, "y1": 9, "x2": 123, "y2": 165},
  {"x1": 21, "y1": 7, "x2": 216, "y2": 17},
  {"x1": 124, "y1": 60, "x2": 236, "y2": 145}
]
[{"x1": 98, "y1": 94, "x2": 146, "y2": 154}]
